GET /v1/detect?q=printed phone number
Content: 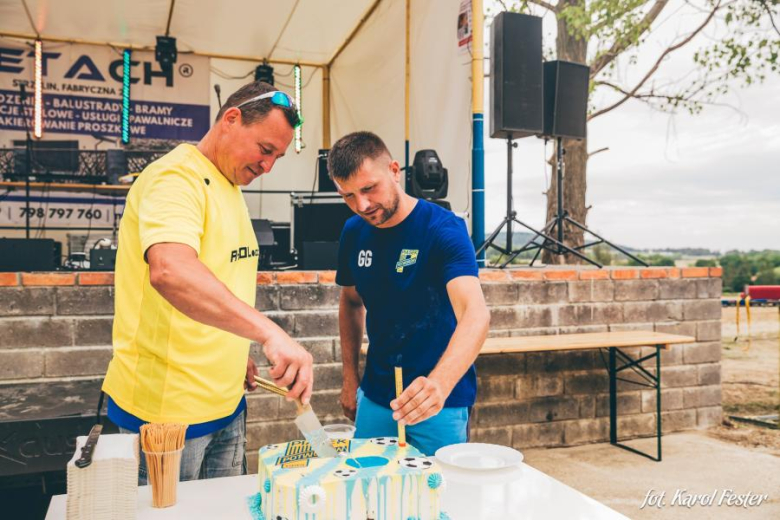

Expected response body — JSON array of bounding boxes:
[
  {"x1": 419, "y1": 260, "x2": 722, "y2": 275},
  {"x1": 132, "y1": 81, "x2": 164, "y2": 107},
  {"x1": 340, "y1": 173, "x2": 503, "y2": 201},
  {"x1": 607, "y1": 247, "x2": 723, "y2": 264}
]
[{"x1": 18, "y1": 207, "x2": 105, "y2": 220}]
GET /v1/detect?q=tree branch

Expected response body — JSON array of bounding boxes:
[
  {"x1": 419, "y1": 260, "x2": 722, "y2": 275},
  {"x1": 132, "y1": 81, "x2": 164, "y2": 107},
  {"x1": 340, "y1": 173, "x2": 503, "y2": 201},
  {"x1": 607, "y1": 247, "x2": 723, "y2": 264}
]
[
  {"x1": 589, "y1": 1, "x2": 722, "y2": 121},
  {"x1": 594, "y1": 78, "x2": 746, "y2": 119},
  {"x1": 590, "y1": 0, "x2": 671, "y2": 78},
  {"x1": 527, "y1": 0, "x2": 558, "y2": 12},
  {"x1": 758, "y1": 0, "x2": 780, "y2": 37}
]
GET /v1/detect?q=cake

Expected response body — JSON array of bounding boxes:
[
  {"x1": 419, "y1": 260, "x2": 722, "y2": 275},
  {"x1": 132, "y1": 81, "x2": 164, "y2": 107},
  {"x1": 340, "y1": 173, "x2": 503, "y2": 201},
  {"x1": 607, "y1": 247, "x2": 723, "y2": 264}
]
[{"x1": 256, "y1": 437, "x2": 446, "y2": 520}]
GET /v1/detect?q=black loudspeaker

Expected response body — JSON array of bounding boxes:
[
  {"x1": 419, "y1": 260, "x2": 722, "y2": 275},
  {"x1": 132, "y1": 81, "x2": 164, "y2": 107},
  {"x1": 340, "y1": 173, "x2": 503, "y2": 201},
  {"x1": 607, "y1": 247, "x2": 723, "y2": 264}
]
[
  {"x1": 543, "y1": 60, "x2": 589, "y2": 139},
  {"x1": 90, "y1": 249, "x2": 117, "y2": 271},
  {"x1": 270, "y1": 223, "x2": 293, "y2": 266},
  {"x1": 106, "y1": 149, "x2": 127, "y2": 185},
  {"x1": 291, "y1": 194, "x2": 353, "y2": 269},
  {"x1": 301, "y1": 241, "x2": 339, "y2": 270},
  {"x1": 490, "y1": 12, "x2": 544, "y2": 139},
  {"x1": 0, "y1": 238, "x2": 60, "y2": 272},
  {"x1": 318, "y1": 149, "x2": 337, "y2": 192},
  {"x1": 251, "y1": 219, "x2": 276, "y2": 247}
]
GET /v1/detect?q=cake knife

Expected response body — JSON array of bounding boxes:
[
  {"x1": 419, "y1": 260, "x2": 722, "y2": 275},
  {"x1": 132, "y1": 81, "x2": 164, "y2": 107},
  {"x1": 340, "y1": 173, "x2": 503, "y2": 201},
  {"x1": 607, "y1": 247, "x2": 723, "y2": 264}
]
[{"x1": 254, "y1": 376, "x2": 338, "y2": 458}]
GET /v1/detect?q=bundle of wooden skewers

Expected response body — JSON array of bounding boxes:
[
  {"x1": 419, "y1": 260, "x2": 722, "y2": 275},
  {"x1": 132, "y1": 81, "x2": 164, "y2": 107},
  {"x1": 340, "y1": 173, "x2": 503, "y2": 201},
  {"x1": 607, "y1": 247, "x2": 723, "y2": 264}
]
[{"x1": 139, "y1": 423, "x2": 187, "y2": 508}]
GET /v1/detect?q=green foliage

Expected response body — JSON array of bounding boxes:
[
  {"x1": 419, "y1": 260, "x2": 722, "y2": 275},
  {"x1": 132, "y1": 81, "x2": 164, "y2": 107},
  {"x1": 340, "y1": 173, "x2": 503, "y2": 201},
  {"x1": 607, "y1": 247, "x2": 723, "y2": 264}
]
[
  {"x1": 695, "y1": 258, "x2": 719, "y2": 267},
  {"x1": 588, "y1": 243, "x2": 614, "y2": 266},
  {"x1": 720, "y1": 250, "x2": 780, "y2": 291},
  {"x1": 626, "y1": 253, "x2": 675, "y2": 267}
]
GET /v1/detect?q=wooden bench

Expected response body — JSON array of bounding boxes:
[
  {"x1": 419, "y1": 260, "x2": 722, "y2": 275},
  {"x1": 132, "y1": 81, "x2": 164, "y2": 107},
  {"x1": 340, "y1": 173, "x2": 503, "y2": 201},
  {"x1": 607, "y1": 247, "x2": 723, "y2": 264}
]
[
  {"x1": 480, "y1": 331, "x2": 695, "y2": 461},
  {"x1": 364, "y1": 330, "x2": 695, "y2": 461}
]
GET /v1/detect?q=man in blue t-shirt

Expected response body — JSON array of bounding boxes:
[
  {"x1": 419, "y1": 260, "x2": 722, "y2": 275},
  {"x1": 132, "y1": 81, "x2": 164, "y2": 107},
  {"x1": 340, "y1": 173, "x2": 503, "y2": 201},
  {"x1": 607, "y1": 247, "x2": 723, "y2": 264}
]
[{"x1": 330, "y1": 131, "x2": 490, "y2": 455}]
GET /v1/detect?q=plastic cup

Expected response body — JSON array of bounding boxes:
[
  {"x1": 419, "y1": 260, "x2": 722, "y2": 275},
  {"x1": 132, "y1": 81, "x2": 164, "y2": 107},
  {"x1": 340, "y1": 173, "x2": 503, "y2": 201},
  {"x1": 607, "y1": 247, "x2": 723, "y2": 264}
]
[
  {"x1": 323, "y1": 424, "x2": 356, "y2": 440},
  {"x1": 144, "y1": 447, "x2": 183, "y2": 508}
]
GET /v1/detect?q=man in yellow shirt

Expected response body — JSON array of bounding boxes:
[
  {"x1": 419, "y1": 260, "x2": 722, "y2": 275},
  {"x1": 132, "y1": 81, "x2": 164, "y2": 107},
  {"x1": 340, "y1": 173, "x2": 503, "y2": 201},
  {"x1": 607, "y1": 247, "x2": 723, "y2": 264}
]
[{"x1": 102, "y1": 81, "x2": 313, "y2": 483}]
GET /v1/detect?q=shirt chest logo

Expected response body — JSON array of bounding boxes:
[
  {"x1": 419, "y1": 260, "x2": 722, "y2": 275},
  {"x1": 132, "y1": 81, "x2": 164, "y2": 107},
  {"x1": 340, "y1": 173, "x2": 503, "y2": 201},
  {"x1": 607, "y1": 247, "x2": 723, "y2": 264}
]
[{"x1": 395, "y1": 249, "x2": 419, "y2": 273}]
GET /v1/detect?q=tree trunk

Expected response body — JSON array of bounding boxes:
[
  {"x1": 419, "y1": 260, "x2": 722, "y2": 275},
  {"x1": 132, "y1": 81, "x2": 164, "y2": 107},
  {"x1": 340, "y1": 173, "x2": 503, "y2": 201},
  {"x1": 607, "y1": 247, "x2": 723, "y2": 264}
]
[{"x1": 542, "y1": 0, "x2": 589, "y2": 265}]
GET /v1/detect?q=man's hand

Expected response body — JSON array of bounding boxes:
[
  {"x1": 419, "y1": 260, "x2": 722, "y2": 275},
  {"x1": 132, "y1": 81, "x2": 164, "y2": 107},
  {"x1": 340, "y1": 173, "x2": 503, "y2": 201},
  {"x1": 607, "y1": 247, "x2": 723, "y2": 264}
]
[
  {"x1": 340, "y1": 378, "x2": 359, "y2": 421},
  {"x1": 244, "y1": 356, "x2": 259, "y2": 391},
  {"x1": 390, "y1": 376, "x2": 450, "y2": 426},
  {"x1": 262, "y1": 333, "x2": 314, "y2": 405}
]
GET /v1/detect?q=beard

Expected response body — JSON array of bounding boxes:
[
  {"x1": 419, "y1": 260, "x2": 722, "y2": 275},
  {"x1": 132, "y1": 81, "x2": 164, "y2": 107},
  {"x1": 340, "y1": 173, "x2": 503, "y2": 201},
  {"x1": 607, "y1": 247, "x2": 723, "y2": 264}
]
[{"x1": 360, "y1": 191, "x2": 400, "y2": 226}]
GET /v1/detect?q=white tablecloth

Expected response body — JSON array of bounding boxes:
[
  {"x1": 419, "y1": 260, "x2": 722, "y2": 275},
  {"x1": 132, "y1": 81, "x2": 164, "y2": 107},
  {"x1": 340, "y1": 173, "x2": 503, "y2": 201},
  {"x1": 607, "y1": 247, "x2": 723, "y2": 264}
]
[{"x1": 47, "y1": 461, "x2": 628, "y2": 520}]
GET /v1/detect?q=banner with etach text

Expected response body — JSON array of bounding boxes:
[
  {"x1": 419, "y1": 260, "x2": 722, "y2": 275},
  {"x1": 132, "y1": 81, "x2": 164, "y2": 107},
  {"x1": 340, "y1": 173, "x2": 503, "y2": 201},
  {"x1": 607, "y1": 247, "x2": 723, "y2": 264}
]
[{"x1": 0, "y1": 39, "x2": 210, "y2": 142}]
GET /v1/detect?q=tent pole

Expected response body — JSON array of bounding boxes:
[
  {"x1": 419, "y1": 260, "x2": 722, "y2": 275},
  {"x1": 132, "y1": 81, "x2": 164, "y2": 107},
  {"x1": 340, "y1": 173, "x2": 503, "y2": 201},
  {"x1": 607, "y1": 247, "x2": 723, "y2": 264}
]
[
  {"x1": 471, "y1": 0, "x2": 485, "y2": 266},
  {"x1": 327, "y1": 0, "x2": 384, "y2": 66},
  {"x1": 404, "y1": 0, "x2": 411, "y2": 185},
  {"x1": 322, "y1": 65, "x2": 331, "y2": 148}
]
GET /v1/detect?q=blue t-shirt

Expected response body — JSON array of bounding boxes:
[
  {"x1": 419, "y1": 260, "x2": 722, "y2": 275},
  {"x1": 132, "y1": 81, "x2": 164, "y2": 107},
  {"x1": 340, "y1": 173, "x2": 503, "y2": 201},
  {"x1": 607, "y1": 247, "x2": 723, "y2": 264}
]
[{"x1": 336, "y1": 199, "x2": 479, "y2": 408}]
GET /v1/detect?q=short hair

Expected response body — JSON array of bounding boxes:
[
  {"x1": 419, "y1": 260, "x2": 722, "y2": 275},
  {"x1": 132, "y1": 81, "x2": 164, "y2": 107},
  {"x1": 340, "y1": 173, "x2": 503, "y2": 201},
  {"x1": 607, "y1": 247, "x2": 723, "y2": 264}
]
[
  {"x1": 328, "y1": 131, "x2": 392, "y2": 181},
  {"x1": 215, "y1": 80, "x2": 300, "y2": 128}
]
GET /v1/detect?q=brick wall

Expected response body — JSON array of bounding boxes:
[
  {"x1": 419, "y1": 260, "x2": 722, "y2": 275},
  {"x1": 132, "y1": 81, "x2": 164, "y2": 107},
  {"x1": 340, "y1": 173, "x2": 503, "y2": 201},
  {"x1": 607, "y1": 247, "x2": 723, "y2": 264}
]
[{"x1": 0, "y1": 267, "x2": 722, "y2": 471}]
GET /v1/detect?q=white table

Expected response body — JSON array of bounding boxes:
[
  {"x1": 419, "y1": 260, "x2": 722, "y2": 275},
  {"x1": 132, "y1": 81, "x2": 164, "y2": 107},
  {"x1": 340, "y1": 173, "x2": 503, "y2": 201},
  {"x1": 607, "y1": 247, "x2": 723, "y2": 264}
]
[{"x1": 47, "y1": 461, "x2": 627, "y2": 520}]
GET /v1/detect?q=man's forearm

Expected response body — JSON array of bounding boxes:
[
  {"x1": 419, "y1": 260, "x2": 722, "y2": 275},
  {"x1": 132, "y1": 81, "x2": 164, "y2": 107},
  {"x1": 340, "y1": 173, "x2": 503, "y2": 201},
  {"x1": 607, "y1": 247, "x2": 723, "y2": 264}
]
[
  {"x1": 339, "y1": 297, "x2": 365, "y2": 383},
  {"x1": 151, "y1": 254, "x2": 283, "y2": 344},
  {"x1": 429, "y1": 303, "x2": 490, "y2": 393}
]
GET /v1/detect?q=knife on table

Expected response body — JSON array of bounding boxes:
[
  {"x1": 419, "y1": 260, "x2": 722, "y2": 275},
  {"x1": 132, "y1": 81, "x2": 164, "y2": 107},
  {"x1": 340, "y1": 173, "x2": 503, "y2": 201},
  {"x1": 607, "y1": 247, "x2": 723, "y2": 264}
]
[
  {"x1": 253, "y1": 375, "x2": 338, "y2": 458},
  {"x1": 75, "y1": 423, "x2": 103, "y2": 468}
]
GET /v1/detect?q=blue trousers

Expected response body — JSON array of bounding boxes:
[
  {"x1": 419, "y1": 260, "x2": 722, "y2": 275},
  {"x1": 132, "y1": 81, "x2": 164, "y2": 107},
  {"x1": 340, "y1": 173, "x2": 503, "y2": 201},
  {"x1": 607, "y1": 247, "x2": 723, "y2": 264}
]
[{"x1": 354, "y1": 387, "x2": 469, "y2": 456}]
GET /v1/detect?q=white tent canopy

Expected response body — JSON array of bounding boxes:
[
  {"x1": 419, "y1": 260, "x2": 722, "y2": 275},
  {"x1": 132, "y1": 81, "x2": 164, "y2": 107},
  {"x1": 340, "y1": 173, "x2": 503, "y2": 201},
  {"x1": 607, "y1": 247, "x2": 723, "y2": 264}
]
[{"x1": 0, "y1": 0, "x2": 479, "y2": 227}]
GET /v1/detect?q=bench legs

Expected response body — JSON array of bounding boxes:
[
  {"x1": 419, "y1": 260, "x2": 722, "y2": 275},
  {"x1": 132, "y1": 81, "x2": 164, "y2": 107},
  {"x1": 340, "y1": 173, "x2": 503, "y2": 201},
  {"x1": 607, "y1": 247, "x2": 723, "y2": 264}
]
[{"x1": 607, "y1": 345, "x2": 663, "y2": 462}]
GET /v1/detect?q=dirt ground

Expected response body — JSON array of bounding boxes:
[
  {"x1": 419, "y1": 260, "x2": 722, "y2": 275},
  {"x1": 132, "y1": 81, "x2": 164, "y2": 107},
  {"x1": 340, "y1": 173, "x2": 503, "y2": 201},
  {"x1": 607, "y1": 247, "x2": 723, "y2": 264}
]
[{"x1": 707, "y1": 307, "x2": 780, "y2": 455}]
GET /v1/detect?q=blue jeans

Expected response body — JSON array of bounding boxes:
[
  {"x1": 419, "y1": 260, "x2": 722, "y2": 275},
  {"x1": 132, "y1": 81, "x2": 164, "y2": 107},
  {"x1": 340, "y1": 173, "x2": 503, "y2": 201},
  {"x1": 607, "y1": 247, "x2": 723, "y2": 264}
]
[
  {"x1": 120, "y1": 410, "x2": 247, "y2": 486},
  {"x1": 354, "y1": 387, "x2": 469, "y2": 456}
]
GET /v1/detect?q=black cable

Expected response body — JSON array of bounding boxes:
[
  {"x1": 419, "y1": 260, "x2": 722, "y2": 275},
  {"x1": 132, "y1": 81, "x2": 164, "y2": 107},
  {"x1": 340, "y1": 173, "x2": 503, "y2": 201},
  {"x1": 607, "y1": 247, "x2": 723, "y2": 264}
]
[
  {"x1": 96, "y1": 390, "x2": 105, "y2": 425},
  {"x1": 36, "y1": 183, "x2": 51, "y2": 239},
  {"x1": 310, "y1": 152, "x2": 319, "y2": 199},
  {"x1": 83, "y1": 189, "x2": 98, "y2": 255}
]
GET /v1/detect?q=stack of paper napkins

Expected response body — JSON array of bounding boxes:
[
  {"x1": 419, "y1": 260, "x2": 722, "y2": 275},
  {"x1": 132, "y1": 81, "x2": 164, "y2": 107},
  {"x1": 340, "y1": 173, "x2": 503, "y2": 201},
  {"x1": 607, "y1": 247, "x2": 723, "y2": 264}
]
[{"x1": 66, "y1": 433, "x2": 139, "y2": 519}]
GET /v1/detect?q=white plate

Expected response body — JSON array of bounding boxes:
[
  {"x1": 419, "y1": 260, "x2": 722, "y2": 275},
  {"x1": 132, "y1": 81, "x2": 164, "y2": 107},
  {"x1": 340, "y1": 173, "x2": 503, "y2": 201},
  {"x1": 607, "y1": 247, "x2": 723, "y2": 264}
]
[{"x1": 435, "y1": 443, "x2": 523, "y2": 471}]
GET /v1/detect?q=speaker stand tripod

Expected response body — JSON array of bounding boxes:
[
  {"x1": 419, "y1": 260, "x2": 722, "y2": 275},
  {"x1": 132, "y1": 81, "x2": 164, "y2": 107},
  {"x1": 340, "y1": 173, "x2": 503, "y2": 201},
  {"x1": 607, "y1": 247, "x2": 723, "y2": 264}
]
[
  {"x1": 501, "y1": 137, "x2": 648, "y2": 268},
  {"x1": 476, "y1": 136, "x2": 590, "y2": 267}
]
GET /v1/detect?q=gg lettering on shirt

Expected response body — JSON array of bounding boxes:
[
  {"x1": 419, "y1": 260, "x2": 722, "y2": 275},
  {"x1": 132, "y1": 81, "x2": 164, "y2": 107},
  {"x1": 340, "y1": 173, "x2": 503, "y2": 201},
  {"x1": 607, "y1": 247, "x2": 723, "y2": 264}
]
[{"x1": 336, "y1": 199, "x2": 479, "y2": 408}]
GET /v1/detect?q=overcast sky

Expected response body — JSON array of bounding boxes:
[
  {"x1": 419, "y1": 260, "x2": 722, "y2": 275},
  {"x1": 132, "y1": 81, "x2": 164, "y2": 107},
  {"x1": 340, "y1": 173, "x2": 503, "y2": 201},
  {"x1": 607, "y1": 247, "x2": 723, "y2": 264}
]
[{"x1": 482, "y1": 3, "x2": 780, "y2": 253}]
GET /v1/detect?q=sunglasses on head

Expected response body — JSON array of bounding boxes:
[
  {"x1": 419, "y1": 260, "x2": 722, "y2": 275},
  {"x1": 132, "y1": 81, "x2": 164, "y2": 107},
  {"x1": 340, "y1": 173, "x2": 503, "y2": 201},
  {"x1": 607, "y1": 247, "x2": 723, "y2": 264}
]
[{"x1": 236, "y1": 91, "x2": 303, "y2": 127}]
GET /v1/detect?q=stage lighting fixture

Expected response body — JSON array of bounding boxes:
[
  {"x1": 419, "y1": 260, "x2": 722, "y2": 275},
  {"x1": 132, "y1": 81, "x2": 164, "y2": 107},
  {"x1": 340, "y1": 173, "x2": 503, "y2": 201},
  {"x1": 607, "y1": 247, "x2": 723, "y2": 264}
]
[
  {"x1": 155, "y1": 36, "x2": 178, "y2": 70},
  {"x1": 121, "y1": 49, "x2": 131, "y2": 144},
  {"x1": 409, "y1": 150, "x2": 450, "y2": 209},
  {"x1": 294, "y1": 64, "x2": 302, "y2": 153},
  {"x1": 33, "y1": 39, "x2": 43, "y2": 138},
  {"x1": 254, "y1": 62, "x2": 274, "y2": 85}
]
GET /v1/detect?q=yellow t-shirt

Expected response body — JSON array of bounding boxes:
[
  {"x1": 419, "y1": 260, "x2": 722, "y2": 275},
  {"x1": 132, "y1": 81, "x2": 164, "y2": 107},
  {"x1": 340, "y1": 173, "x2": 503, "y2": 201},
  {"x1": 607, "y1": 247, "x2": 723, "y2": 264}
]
[{"x1": 102, "y1": 144, "x2": 259, "y2": 424}]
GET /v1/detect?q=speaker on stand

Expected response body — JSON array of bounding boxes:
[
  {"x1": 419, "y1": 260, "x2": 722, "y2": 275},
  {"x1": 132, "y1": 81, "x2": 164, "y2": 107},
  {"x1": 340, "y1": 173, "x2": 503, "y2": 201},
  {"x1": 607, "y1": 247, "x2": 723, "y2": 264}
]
[
  {"x1": 478, "y1": 12, "x2": 581, "y2": 265},
  {"x1": 503, "y1": 61, "x2": 647, "y2": 267}
]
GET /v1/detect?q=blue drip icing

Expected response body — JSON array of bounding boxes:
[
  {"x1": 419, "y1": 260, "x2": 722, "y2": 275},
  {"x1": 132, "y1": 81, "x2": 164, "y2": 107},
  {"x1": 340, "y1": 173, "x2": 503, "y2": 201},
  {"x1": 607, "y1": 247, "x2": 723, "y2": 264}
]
[
  {"x1": 345, "y1": 477, "x2": 356, "y2": 517},
  {"x1": 246, "y1": 493, "x2": 265, "y2": 520},
  {"x1": 400, "y1": 474, "x2": 407, "y2": 519},
  {"x1": 417, "y1": 473, "x2": 425, "y2": 515}
]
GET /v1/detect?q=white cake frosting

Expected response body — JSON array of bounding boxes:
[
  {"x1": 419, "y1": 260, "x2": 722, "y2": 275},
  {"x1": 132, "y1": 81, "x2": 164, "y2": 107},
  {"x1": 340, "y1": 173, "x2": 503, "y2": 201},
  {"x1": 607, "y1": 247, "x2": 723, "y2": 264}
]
[{"x1": 257, "y1": 437, "x2": 446, "y2": 520}]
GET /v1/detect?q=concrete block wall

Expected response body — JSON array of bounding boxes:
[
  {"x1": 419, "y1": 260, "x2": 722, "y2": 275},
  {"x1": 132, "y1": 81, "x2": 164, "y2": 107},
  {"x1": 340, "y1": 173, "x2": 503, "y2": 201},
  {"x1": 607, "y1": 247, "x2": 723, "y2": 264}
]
[{"x1": 0, "y1": 267, "x2": 722, "y2": 471}]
